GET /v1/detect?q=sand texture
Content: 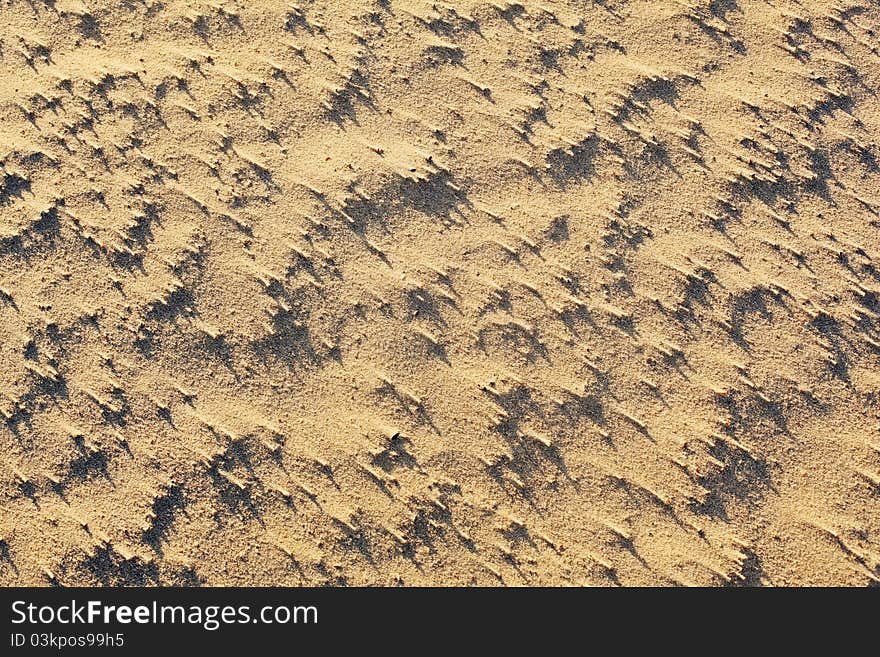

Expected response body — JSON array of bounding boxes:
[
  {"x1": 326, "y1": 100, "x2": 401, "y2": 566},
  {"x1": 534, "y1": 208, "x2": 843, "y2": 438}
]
[{"x1": 1, "y1": 0, "x2": 879, "y2": 587}]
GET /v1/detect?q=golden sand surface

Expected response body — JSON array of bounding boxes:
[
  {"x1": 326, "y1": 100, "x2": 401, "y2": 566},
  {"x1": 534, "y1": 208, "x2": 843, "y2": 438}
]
[{"x1": 0, "y1": 0, "x2": 879, "y2": 586}]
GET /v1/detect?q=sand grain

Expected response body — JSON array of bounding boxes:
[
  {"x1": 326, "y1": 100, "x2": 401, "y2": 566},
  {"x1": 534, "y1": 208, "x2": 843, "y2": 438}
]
[{"x1": 1, "y1": 0, "x2": 879, "y2": 586}]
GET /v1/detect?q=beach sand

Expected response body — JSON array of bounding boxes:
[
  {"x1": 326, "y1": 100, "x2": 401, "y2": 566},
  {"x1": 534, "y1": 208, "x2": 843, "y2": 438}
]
[{"x1": 1, "y1": 0, "x2": 879, "y2": 586}]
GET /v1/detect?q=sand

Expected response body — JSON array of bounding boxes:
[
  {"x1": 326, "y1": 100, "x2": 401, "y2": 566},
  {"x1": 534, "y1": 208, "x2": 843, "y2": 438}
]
[{"x1": 0, "y1": 0, "x2": 878, "y2": 587}]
